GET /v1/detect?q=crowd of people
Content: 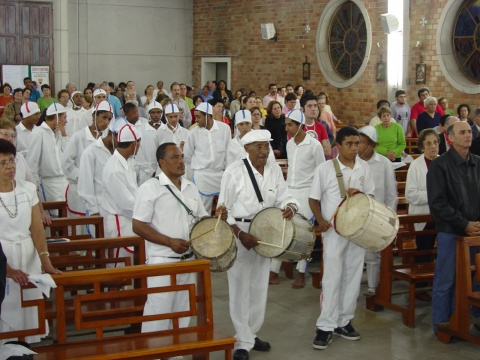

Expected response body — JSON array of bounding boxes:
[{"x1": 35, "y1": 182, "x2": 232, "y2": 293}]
[{"x1": 0, "y1": 76, "x2": 479, "y2": 359}]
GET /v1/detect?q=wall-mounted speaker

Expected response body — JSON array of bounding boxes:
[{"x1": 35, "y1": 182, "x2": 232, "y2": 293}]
[
  {"x1": 261, "y1": 23, "x2": 276, "y2": 40},
  {"x1": 381, "y1": 13, "x2": 399, "y2": 34}
]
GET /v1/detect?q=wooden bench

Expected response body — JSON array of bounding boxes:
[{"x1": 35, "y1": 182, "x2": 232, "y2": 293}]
[
  {"x1": 395, "y1": 170, "x2": 408, "y2": 182},
  {"x1": 45, "y1": 216, "x2": 104, "y2": 240},
  {"x1": 33, "y1": 260, "x2": 236, "y2": 359},
  {"x1": 437, "y1": 236, "x2": 480, "y2": 344},
  {"x1": 43, "y1": 201, "x2": 68, "y2": 218},
  {"x1": 405, "y1": 137, "x2": 418, "y2": 154},
  {"x1": 366, "y1": 213, "x2": 436, "y2": 328}
]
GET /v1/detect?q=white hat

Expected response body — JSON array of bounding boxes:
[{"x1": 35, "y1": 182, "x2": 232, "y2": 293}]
[
  {"x1": 92, "y1": 100, "x2": 113, "y2": 113},
  {"x1": 117, "y1": 123, "x2": 141, "y2": 142},
  {"x1": 46, "y1": 103, "x2": 67, "y2": 116},
  {"x1": 241, "y1": 129, "x2": 272, "y2": 146},
  {"x1": 286, "y1": 109, "x2": 305, "y2": 124},
  {"x1": 164, "y1": 103, "x2": 179, "y2": 115},
  {"x1": 108, "y1": 118, "x2": 125, "y2": 134},
  {"x1": 147, "y1": 101, "x2": 163, "y2": 113},
  {"x1": 195, "y1": 102, "x2": 213, "y2": 115},
  {"x1": 20, "y1": 102, "x2": 40, "y2": 118},
  {"x1": 235, "y1": 110, "x2": 252, "y2": 125},
  {"x1": 358, "y1": 125, "x2": 378, "y2": 143},
  {"x1": 70, "y1": 91, "x2": 83, "y2": 99},
  {"x1": 93, "y1": 89, "x2": 107, "y2": 98}
]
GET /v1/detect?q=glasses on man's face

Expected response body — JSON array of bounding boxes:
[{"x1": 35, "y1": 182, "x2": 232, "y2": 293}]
[
  {"x1": 0, "y1": 131, "x2": 16, "y2": 139},
  {"x1": 0, "y1": 158, "x2": 16, "y2": 168}
]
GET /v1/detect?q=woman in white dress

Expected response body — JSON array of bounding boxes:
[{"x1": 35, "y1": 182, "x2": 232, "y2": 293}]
[{"x1": 0, "y1": 139, "x2": 60, "y2": 343}]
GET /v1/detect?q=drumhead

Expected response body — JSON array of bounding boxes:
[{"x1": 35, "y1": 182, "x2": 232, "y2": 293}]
[
  {"x1": 249, "y1": 208, "x2": 294, "y2": 258},
  {"x1": 335, "y1": 193, "x2": 370, "y2": 237},
  {"x1": 190, "y1": 217, "x2": 234, "y2": 257}
]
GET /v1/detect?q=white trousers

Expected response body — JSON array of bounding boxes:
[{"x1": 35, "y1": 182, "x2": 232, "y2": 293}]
[
  {"x1": 365, "y1": 251, "x2": 381, "y2": 289},
  {"x1": 104, "y1": 214, "x2": 135, "y2": 266},
  {"x1": 66, "y1": 183, "x2": 88, "y2": 236},
  {"x1": 41, "y1": 176, "x2": 68, "y2": 202},
  {"x1": 228, "y1": 222, "x2": 270, "y2": 351},
  {"x1": 316, "y1": 234, "x2": 366, "y2": 331},
  {"x1": 270, "y1": 259, "x2": 307, "y2": 273},
  {"x1": 142, "y1": 256, "x2": 196, "y2": 333}
]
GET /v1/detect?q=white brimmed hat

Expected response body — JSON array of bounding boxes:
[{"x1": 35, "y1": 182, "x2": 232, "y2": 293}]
[
  {"x1": 46, "y1": 103, "x2": 67, "y2": 116},
  {"x1": 164, "y1": 103, "x2": 179, "y2": 115},
  {"x1": 235, "y1": 110, "x2": 252, "y2": 125},
  {"x1": 195, "y1": 102, "x2": 213, "y2": 115},
  {"x1": 92, "y1": 100, "x2": 113, "y2": 113},
  {"x1": 286, "y1": 109, "x2": 305, "y2": 124},
  {"x1": 93, "y1": 89, "x2": 107, "y2": 98},
  {"x1": 20, "y1": 102, "x2": 40, "y2": 118},
  {"x1": 117, "y1": 123, "x2": 141, "y2": 142},
  {"x1": 358, "y1": 125, "x2": 378, "y2": 143},
  {"x1": 241, "y1": 129, "x2": 272, "y2": 146},
  {"x1": 147, "y1": 101, "x2": 163, "y2": 113}
]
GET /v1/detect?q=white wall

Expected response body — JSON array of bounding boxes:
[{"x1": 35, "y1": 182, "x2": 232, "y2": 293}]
[{"x1": 67, "y1": 0, "x2": 193, "y2": 91}]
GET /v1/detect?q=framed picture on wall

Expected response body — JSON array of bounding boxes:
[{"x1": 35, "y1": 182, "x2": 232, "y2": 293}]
[
  {"x1": 303, "y1": 61, "x2": 310, "y2": 80},
  {"x1": 376, "y1": 61, "x2": 385, "y2": 82},
  {"x1": 416, "y1": 63, "x2": 426, "y2": 84}
]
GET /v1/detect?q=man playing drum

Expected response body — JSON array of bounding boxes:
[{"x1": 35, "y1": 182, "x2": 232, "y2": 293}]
[
  {"x1": 270, "y1": 109, "x2": 326, "y2": 288},
  {"x1": 132, "y1": 142, "x2": 225, "y2": 332},
  {"x1": 309, "y1": 126, "x2": 375, "y2": 350},
  {"x1": 218, "y1": 129, "x2": 299, "y2": 360}
]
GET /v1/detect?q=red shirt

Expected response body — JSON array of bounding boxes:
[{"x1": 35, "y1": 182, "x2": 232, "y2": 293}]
[
  {"x1": 411, "y1": 101, "x2": 444, "y2": 121},
  {"x1": 303, "y1": 121, "x2": 328, "y2": 142}
]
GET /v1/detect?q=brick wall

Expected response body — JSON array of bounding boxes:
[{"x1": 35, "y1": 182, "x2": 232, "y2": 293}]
[{"x1": 193, "y1": 0, "x2": 478, "y2": 125}]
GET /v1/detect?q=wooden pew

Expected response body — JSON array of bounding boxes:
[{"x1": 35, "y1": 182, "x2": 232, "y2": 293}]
[
  {"x1": 405, "y1": 138, "x2": 418, "y2": 154},
  {"x1": 437, "y1": 236, "x2": 480, "y2": 344},
  {"x1": 395, "y1": 170, "x2": 408, "y2": 182},
  {"x1": 33, "y1": 260, "x2": 236, "y2": 360},
  {"x1": 45, "y1": 216, "x2": 104, "y2": 240},
  {"x1": 366, "y1": 213, "x2": 436, "y2": 328},
  {"x1": 42, "y1": 201, "x2": 68, "y2": 218}
]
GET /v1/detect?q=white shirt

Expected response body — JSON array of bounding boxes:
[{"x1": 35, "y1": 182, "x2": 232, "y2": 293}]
[
  {"x1": 61, "y1": 127, "x2": 97, "y2": 184},
  {"x1": 15, "y1": 153, "x2": 35, "y2": 183},
  {"x1": 27, "y1": 122, "x2": 68, "y2": 186},
  {"x1": 226, "y1": 133, "x2": 276, "y2": 167},
  {"x1": 286, "y1": 135, "x2": 325, "y2": 189},
  {"x1": 363, "y1": 152, "x2": 397, "y2": 209},
  {"x1": 156, "y1": 122, "x2": 189, "y2": 148},
  {"x1": 218, "y1": 157, "x2": 299, "y2": 224},
  {"x1": 101, "y1": 150, "x2": 138, "y2": 218},
  {"x1": 15, "y1": 122, "x2": 32, "y2": 158},
  {"x1": 78, "y1": 137, "x2": 112, "y2": 214},
  {"x1": 66, "y1": 107, "x2": 88, "y2": 136},
  {"x1": 133, "y1": 172, "x2": 208, "y2": 257},
  {"x1": 309, "y1": 157, "x2": 375, "y2": 236},
  {"x1": 171, "y1": 97, "x2": 192, "y2": 128},
  {"x1": 134, "y1": 120, "x2": 159, "y2": 176},
  {"x1": 183, "y1": 120, "x2": 231, "y2": 172}
]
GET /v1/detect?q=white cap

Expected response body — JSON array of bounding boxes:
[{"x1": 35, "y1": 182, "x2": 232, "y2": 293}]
[
  {"x1": 241, "y1": 129, "x2": 272, "y2": 146},
  {"x1": 147, "y1": 101, "x2": 163, "y2": 113},
  {"x1": 358, "y1": 125, "x2": 378, "y2": 143},
  {"x1": 164, "y1": 103, "x2": 179, "y2": 115},
  {"x1": 286, "y1": 109, "x2": 305, "y2": 124},
  {"x1": 118, "y1": 123, "x2": 141, "y2": 142},
  {"x1": 70, "y1": 91, "x2": 83, "y2": 99},
  {"x1": 46, "y1": 103, "x2": 67, "y2": 116},
  {"x1": 92, "y1": 100, "x2": 113, "y2": 113},
  {"x1": 93, "y1": 89, "x2": 107, "y2": 98},
  {"x1": 235, "y1": 110, "x2": 252, "y2": 125},
  {"x1": 108, "y1": 118, "x2": 125, "y2": 134},
  {"x1": 20, "y1": 102, "x2": 40, "y2": 118},
  {"x1": 195, "y1": 102, "x2": 213, "y2": 115}
]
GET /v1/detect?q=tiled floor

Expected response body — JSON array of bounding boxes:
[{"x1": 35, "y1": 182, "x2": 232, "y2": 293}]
[{"x1": 208, "y1": 264, "x2": 480, "y2": 360}]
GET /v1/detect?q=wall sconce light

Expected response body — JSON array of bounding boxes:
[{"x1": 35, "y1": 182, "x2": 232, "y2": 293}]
[{"x1": 415, "y1": 41, "x2": 421, "y2": 47}]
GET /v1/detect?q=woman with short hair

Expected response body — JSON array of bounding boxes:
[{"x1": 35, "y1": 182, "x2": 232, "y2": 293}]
[{"x1": 374, "y1": 106, "x2": 406, "y2": 162}]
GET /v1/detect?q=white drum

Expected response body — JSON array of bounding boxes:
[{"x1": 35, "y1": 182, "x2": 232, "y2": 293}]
[
  {"x1": 334, "y1": 192, "x2": 399, "y2": 252},
  {"x1": 249, "y1": 207, "x2": 315, "y2": 261},
  {"x1": 190, "y1": 217, "x2": 236, "y2": 272}
]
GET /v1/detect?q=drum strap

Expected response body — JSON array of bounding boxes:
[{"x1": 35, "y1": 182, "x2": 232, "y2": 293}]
[
  {"x1": 243, "y1": 159, "x2": 264, "y2": 204},
  {"x1": 332, "y1": 158, "x2": 346, "y2": 198},
  {"x1": 156, "y1": 176, "x2": 194, "y2": 217}
]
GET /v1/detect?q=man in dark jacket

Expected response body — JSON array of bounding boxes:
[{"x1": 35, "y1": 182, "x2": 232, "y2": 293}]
[{"x1": 427, "y1": 121, "x2": 480, "y2": 334}]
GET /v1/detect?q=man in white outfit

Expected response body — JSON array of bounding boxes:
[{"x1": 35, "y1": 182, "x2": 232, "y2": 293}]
[
  {"x1": 269, "y1": 109, "x2": 326, "y2": 288},
  {"x1": 357, "y1": 126, "x2": 397, "y2": 293},
  {"x1": 226, "y1": 109, "x2": 253, "y2": 166},
  {"x1": 134, "y1": 102, "x2": 159, "y2": 185},
  {"x1": 156, "y1": 103, "x2": 189, "y2": 150},
  {"x1": 16, "y1": 102, "x2": 41, "y2": 158},
  {"x1": 132, "y1": 142, "x2": 210, "y2": 333},
  {"x1": 102, "y1": 124, "x2": 141, "y2": 262},
  {"x1": 27, "y1": 103, "x2": 69, "y2": 202},
  {"x1": 309, "y1": 126, "x2": 375, "y2": 350},
  {"x1": 65, "y1": 91, "x2": 87, "y2": 136},
  {"x1": 183, "y1": 102, "x2": 230, "y2": 215},
  {"x1": 218, "y1": 130, "x2": 299, "y2": 360},
  {"x1": 62, "y1": 101, "x2": 113, "y2": 227}
]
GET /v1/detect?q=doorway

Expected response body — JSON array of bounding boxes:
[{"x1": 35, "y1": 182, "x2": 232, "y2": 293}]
[{"x1": 201, "y1": 57, "x2": 231, "y2": 89}]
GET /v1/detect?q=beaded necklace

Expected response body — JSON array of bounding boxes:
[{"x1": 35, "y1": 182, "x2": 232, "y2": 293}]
[{"x1": 0, "y1": 180, "x2": 17, "y2": 218}]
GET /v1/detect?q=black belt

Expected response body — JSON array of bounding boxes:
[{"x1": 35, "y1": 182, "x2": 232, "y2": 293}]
[
  {"x1": 235, "y1": 218, "x2": 252, "y2": 223},
  {"x1": 166, "y1": 252, "x2": 194, "y2": 260}
]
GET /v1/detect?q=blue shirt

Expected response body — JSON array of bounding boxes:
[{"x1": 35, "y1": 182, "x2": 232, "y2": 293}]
[
  {"x1": 28, "y1": 89, "x2": 41, "y2": 102},
  {"x1": 108, "y1": 94, "x2": 121, "y2": 118}
]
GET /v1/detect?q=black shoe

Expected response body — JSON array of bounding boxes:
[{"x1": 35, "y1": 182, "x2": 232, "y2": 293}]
[
  {"x1": 313, "y1": 328, "x2": 333, "y2": 350},
  {"x1": 334, "y1": 322, "x2": 361, "y2": 340},
  {"x1": 253, "y1": 337, "x2": 271, "y2": 351},
  {"x1": 233, "y1": 349, "x2": 249, "y2": 360}
]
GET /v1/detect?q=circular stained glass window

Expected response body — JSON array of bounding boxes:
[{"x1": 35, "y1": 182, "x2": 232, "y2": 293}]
[
  {"x1": 453, "y1": 1, "x2": 480, "y2": 84},
  {"x1": 328, "y1": 1, "x2": 367, "y2": 80}
]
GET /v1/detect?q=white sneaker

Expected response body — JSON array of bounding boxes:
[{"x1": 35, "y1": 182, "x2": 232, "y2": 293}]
[{"x1": 368, "y1": 287, "x2": 376, "y2": 294}]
